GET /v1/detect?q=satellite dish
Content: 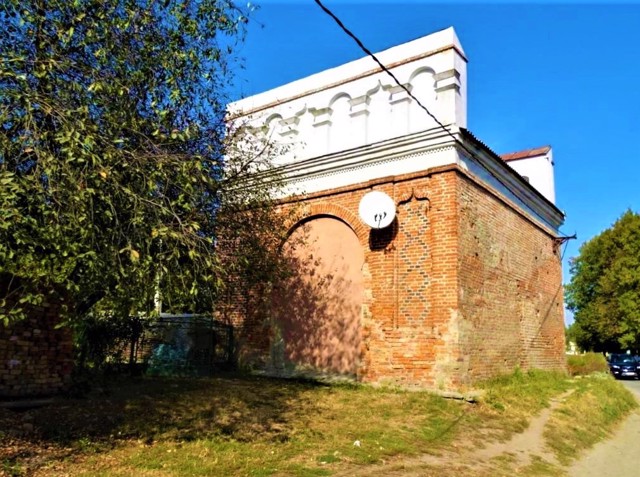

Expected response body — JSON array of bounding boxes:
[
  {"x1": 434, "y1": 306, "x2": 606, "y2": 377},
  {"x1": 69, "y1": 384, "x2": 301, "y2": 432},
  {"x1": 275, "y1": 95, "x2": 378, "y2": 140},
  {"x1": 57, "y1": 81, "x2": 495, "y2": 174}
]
[{"x1": 358, "y1": 191, "x2": 396, "y2": 229}]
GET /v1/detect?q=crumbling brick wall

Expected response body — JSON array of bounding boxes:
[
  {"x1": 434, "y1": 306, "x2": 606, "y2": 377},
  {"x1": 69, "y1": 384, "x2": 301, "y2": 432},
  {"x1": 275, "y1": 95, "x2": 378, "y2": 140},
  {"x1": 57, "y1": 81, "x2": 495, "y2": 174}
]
[{"x1": 457, "y1": 172, "x2": 566, "y2": 383}]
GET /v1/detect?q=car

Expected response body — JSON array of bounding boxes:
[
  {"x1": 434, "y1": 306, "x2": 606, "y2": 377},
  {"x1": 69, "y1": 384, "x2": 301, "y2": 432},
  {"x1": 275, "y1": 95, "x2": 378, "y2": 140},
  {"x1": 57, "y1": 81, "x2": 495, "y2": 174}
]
[{"x1": 608, "y1": 354, "x2": 640, "y2": 379}]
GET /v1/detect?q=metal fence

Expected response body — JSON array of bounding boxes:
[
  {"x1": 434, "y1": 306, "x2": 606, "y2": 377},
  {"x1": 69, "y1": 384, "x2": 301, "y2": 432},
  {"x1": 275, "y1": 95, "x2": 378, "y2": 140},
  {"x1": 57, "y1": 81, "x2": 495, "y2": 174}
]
[{"x1": 134, "y1": 314, "x2": 234, "y2": 376}]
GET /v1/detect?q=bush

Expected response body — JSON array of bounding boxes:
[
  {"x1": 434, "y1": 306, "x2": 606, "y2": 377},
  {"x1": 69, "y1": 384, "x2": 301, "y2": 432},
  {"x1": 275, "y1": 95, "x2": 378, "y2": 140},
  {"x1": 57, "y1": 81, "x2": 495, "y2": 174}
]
[
  {"x1": 73, "y1": 314, "x2": 144, "y2": 372},
  {"x1": 567, "y1": 352, "x2": 609, "y2": 376}
]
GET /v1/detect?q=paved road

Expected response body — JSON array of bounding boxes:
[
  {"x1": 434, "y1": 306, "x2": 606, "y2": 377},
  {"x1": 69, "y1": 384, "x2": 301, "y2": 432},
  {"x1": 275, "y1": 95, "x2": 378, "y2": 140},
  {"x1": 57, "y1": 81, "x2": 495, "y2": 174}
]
[{"x1": 567, "y1": 380, "x2": 640, "y2": 477}]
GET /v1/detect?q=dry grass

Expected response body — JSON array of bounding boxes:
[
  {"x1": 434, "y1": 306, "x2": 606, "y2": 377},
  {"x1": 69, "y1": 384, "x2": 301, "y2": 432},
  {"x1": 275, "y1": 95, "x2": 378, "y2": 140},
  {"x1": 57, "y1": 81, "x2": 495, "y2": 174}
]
[
  {"x1": 544, "y1": 373, "x2": 638, "y2": 465},
  {"x1": 0, "y1": 375, "x2": 470, "y2": 477},
  {"x1": 566, "y1": 353, "x2": 609, "y2": 377},
  {"x1": 0, "y1": 370, "x2": 635, "y2": 477},
  {"x1": 475, "y1": 369, "x2": 572, "y2": 442}
]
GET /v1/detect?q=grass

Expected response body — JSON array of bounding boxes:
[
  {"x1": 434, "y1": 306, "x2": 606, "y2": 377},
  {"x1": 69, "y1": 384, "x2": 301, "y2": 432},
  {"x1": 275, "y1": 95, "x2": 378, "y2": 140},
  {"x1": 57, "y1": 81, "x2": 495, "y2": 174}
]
[
  {"x1": 0, "y1": 375, "x2": 470, "y2": 476},
  {"x1": 0, "y1": 369, "x2": 636, "y2": 476},
  {"x1": 544, "y1": 373, "x2": 638, "y2": 465},
  {"x1": 1, "y1": 460, "x2": 24, "y2": 477},
  {"x1": 476, "y1": 369, "x2": 572, "y2": 441},
  {"x1": 566, "y1": 352, "x2": 610, "y2": 376}
]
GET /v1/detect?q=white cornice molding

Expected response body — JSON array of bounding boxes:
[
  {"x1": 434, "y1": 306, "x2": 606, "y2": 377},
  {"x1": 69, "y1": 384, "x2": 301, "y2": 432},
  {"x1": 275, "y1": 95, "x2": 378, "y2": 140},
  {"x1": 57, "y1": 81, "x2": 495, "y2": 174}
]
[
  {"x1": 279, "y1": 125, "x2": 458, "y2": 183},
  {"x1": 265, "y1": 125, "x2": 563, "y2": 233}
]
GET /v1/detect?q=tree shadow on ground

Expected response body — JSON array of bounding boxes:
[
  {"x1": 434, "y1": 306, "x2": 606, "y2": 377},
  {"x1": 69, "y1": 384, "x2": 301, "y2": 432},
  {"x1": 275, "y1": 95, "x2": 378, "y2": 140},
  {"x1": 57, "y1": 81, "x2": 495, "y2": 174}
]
[{"x1": 0, "y1": 373, "x2": 321, "y2": 471}]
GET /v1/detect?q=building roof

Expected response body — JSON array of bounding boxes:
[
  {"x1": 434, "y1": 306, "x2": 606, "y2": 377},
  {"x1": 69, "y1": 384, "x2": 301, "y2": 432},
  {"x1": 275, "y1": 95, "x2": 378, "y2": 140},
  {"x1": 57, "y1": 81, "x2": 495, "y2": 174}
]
[
  {"x1": 500, "y1": 146, "x2": 551, "y2": 162},
  {"x1": 459, "y1": 129, "x2": 563, "y2": 218}
]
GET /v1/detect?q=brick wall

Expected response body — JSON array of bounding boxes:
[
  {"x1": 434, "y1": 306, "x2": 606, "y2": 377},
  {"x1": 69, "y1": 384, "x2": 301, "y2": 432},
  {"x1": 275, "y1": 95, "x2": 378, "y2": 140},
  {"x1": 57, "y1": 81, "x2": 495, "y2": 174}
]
[
  {"x1": 0, "y1": 302, "x2": 73, "y2": 398},
  {"x1": 457, "y1": 173, "x2": 566, "y2": 383},
  {"x1": 216, "y1": 280, "x2": 273, "y2": 370},
  {"x1": 227, "y1": 164, "x2": 566, "y2": 390}
]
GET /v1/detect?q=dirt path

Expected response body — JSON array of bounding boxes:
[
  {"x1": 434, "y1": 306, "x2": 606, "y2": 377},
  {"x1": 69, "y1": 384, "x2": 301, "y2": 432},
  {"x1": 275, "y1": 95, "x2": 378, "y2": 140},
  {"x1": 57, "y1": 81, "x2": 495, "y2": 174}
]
[
  {"x1": 566, "y1": 381, "x2": 640, "y2": 477},
  {"x1": 335, "y1": 390, "x2": 576, "y2": 477},
  {"x1": 471, "y1": 390, "x2": 573, "y2": 467}
]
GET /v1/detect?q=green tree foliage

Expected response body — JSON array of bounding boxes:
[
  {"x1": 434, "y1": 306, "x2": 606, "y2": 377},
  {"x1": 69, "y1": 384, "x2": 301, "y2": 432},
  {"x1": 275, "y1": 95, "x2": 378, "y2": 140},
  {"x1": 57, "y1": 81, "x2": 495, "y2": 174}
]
[
  {"x1": 0, "y1": 0, "x2": 286, "y2": 323},
  {"x1": 565, "y1": 322, "x2": 578, "y2": 348},
  {"x1": 566, "y1": 210, "x2": 640, "y2": 352}
]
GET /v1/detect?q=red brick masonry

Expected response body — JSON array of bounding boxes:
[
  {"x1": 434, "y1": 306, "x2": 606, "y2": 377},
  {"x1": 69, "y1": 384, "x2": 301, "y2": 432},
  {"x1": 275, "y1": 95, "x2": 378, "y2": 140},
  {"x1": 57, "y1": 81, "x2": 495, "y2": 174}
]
[
  {"x1": 224, "y1": 162, "x2": 566, "y2": 390},
  {"x1": 0, "y1": 302, "x2": 73, "y2": 398}
]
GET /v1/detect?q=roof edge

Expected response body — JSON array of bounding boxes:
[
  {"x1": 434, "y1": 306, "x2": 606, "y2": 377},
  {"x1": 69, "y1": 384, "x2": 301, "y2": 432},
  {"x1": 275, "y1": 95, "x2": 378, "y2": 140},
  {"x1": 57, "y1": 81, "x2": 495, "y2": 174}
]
[
  {"x1": 459, "y1": 129, "x2": 563, "y2": 219},
  {"x1": 501, "y1": 146, "x2": 552, "y2": 162}
]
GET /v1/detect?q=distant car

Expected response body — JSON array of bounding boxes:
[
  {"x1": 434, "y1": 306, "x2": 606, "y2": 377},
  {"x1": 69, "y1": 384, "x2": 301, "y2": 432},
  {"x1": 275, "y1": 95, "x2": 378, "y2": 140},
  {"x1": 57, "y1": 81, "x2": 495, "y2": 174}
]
[{"x1": 608, "y1": 354, "x2": 640, "y2": 379}]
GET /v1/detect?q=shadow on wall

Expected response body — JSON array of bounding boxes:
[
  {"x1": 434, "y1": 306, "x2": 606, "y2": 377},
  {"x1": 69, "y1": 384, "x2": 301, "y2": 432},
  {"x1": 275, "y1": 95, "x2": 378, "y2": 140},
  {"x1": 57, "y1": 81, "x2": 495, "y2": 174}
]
[
  {"x1": 369, "y1": 217, "x2": 398, "y2": 251},
  {"x1": 271, "y1": 217, "x2": 365, "y2": 377}
]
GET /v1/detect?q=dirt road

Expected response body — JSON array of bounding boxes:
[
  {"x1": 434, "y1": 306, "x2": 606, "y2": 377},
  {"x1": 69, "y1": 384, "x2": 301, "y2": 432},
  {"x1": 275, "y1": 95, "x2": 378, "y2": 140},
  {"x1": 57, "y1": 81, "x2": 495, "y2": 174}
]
[{"x1": 567, "y1": 380, "x2": 640, "y2": 477}]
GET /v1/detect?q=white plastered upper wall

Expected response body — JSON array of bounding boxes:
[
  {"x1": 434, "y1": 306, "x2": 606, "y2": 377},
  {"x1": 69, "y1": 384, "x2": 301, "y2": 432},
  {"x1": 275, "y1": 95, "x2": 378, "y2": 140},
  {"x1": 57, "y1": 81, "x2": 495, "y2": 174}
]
[
  {"x1": 504, "y1": 150, "x2": 556, "y2": 204},
  {"x1": 228, "y1": 27, "x2": 468, "y2": 167}
]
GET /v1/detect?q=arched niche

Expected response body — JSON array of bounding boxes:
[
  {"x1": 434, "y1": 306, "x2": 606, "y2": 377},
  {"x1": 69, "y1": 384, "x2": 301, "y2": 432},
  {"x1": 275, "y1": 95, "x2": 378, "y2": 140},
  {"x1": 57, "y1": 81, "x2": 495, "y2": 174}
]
[
  {"x1": 409, "y1": 67, "x2": 437, "y2": 132},
  {"x1": 365, "y1": 80, "x2": 389, "y2": 144},
  {"x1": 328, "y1": 93, "x2": 352, "y2": 152},
  {"x1": 409, "y1": 67, "x2": 437, "y2": 104},
  {"x1": 272, "y1": 215, "x2": 365, "y2": 376},
  {"x1": 264, "y1": 113, "x2": 283, "y2": 139}
]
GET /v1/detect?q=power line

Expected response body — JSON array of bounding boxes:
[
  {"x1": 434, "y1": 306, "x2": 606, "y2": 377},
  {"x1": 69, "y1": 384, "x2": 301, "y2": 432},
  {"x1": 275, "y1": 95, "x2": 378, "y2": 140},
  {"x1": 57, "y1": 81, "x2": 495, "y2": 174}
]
[
  {"x1": 313, "y1": 0, "x2": 568, "y2": 240},
  {"x1": 312, "y1": 3, "x2": 580, "y2": 349},
  {"x1": 313, "y1": 0, "x2": 447, "y2": 133}
]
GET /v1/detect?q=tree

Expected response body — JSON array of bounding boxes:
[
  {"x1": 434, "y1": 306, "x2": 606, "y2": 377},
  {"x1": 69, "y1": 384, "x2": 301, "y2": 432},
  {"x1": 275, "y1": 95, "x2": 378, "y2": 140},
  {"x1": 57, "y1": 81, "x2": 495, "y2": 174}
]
[
  {"x1": 0, "y1": 0, "x2": 286, "y2": 324},
  {"x1": 565, "y1": 210, "x2": 640, "y2": 352},
  {"x1": 565, "y1": 321, "x2": 578, "y2": 348}
]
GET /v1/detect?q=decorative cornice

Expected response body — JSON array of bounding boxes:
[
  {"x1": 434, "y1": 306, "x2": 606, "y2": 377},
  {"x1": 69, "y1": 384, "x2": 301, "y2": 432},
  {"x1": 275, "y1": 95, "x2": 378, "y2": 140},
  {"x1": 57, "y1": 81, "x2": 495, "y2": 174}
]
[
  {"x1": 278, "y1": 126, "x2": 458, "y2": 185},
  {"x1": 287, "y1": 146, "x2": 453, "y2": 186},
  {"x1": 454, "y1": 137, "x2": 564, "y2": 230},
  {"x1": 229, "y1": 44, "x2": 466, "y2": 120},
  {"x1": 270, "y1": 126, "x2": 563, "y2": 234},
  {"x1": 459, "y1": 131, "x2": 563, "y2": 218}
]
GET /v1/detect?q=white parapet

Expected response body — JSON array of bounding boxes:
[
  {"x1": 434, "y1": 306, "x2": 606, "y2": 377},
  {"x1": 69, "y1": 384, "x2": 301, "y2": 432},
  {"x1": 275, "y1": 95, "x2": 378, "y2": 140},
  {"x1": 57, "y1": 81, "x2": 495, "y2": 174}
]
[{"x1": 228, "y1": 27, "x2": 468, "y2": 194}]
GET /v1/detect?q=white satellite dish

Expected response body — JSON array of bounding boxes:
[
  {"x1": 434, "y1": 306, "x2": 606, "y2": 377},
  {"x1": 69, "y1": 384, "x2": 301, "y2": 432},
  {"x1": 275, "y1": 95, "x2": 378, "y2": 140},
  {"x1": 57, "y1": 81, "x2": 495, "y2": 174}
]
[{"x1": 358, "y1": 191, "x2": 396, "y2": 229}]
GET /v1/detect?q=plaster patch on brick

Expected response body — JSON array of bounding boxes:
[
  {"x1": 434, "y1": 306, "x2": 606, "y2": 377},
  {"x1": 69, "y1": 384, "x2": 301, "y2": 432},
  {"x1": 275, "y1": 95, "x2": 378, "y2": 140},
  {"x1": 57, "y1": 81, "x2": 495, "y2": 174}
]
[{"x1": 227, "y1": 168, "x2": 565, "y2": 390}]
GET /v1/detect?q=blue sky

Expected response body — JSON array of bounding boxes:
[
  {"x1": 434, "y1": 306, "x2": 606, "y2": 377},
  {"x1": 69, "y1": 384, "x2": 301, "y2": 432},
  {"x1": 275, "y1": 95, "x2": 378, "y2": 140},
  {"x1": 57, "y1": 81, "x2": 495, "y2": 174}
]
[{"x1": 229, "y1": 1, "x2": 640, "y2": 324}]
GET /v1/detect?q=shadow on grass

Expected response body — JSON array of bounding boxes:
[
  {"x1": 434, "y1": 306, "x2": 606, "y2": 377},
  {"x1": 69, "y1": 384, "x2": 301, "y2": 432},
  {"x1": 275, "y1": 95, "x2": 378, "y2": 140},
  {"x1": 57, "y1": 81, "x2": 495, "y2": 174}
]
[
  {"x1": 0, "y1": 373, "x2": 321, "y2": 466},
  {"x1": 0, "y1": 374, "x2": 492, "y2": 477}
]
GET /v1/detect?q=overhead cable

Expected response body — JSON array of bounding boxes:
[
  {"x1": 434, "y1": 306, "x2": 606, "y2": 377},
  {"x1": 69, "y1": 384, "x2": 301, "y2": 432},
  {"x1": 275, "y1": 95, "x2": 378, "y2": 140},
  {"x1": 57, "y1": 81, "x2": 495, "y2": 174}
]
[{"x1": 313, "y1": 0, "x2": 572, "y2": 241}]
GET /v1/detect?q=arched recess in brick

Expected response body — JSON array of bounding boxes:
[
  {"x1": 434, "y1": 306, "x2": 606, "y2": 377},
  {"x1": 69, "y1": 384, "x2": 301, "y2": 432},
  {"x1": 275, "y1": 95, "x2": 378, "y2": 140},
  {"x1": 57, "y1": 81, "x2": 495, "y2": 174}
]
[
  {"x1": 272, "y1": 207, "x2": 366, "y2": 377},
  {"x1": 284, "y1": 202, "x2": 368, "y2": 247}
]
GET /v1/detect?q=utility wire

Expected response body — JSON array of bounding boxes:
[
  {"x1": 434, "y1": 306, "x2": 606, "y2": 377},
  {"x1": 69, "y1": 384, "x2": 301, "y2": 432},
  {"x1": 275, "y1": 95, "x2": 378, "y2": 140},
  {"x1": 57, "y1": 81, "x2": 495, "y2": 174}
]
[
  {"x1": 315, "y1": 1, "x2": 576, "y2": 358},
  {"x1": 313, "y1": 0, "x2": 452, "y2": 140},
  {"x1": 313, "y1": 0, "x2": 477, "y2": 158},
  {"x1": 313, "y1": 0, "x2": 573, "y2": 243}
]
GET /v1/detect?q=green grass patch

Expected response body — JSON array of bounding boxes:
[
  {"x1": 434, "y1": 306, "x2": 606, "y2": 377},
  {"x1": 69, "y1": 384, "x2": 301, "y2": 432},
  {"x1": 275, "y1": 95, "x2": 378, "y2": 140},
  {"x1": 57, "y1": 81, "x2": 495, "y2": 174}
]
[
  {"x1": 476, "y1": 368, "x2": 572, "y2": 441},
  {"x1": 1, "y1": 459, "x2": 25, "y2": 477},
  {"x1": 566, "y1": 352, "x2": 609, "y2": 376},
  {"x1": 2, "y1": 369, "x2": 629, "y2": 476},
  {"x1": 544, "y1": 374, "x2": 638, "y2": 465},
  {"x1": 481, "y1": 368, "x2": 571, "y2": 411}
]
